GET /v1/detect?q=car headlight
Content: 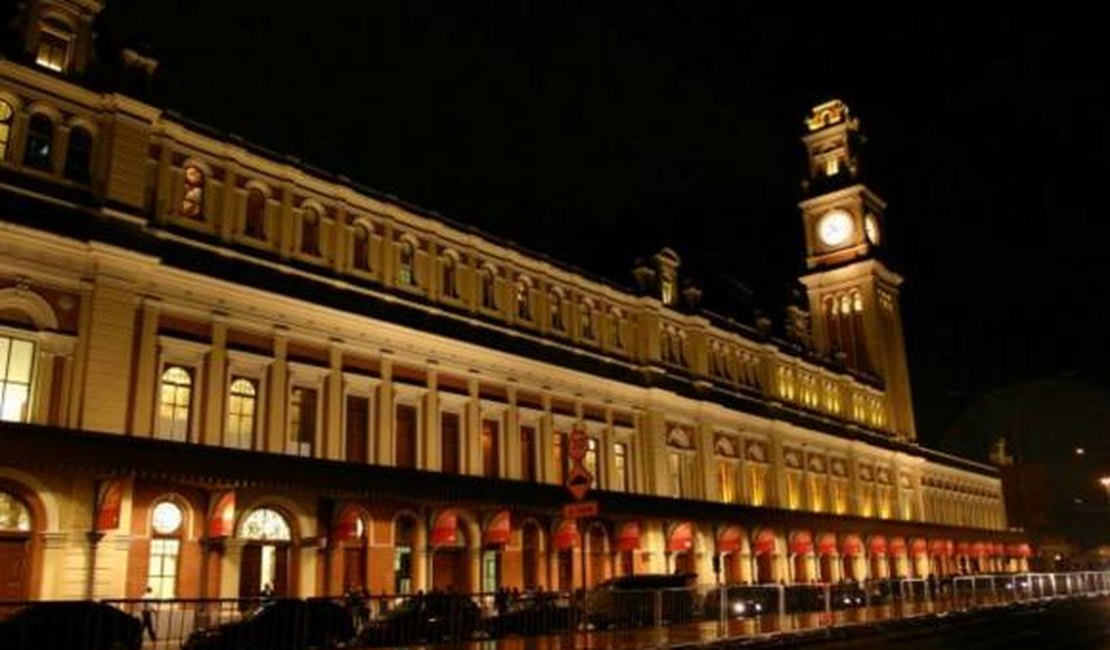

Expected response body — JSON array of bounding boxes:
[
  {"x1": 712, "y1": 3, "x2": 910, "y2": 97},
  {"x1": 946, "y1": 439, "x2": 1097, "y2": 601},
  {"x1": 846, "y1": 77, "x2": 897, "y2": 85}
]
[{"x1": 731, "y1": 602, "x2": 746, "y2": 614}]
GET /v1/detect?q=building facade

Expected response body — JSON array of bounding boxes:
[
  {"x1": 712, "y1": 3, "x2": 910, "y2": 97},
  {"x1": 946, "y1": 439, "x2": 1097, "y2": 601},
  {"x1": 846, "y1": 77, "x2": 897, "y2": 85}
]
[{"x1": 0, "y1": 0, "x2": 1028, "y2": 603}]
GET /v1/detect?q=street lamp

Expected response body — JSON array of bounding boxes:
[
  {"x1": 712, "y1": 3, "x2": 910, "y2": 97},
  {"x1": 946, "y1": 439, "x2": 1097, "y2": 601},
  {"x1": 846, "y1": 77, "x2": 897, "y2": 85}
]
[{"x1": 1100, "y1": 476, "x2": 1110, "y2": 507}]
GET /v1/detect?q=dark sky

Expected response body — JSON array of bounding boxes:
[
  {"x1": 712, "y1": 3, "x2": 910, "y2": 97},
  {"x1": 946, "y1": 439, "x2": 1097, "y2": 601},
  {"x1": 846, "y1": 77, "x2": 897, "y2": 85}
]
[{"x1": 96, "y1": 3, "x2": 1110, "y2": 450}]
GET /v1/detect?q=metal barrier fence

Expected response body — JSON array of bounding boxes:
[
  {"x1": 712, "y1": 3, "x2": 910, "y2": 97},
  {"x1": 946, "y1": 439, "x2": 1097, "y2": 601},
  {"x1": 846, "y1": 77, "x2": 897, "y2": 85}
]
[{"x1": 0, "y1": 571, "x2": 1107, "y2": 649}]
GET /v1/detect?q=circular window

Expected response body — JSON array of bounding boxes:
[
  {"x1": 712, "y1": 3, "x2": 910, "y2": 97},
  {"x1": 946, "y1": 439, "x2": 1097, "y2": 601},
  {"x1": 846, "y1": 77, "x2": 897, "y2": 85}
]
[
  {"x1": 151, "y1": 501, "x2": 183, "y2": 535},
  {"x1": 0, "y1": 491, "x2": 31, "y2": 532}
]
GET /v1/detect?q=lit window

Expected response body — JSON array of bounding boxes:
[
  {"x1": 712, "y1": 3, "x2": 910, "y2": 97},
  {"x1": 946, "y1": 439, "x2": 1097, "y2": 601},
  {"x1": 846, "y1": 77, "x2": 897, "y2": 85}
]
[
  {"x1": 480, "y1": 267, "x2": 497, "y2": 309},
  {"x1": 397, "y1": 240, "x2": 416, "y2": 286},
  {"x1": 245, "y1": 189, "x2": 266, "y2": 239},
  {"x1": 0, "y1": 335, "x2": 35, "y2": 423},
  {"x1": 151, "y1": 501, "x2": 183, "y2": 535},
  {"x1": 584, "y1": 437, "x2": 599, "y2": 488},
  {"x1": 300, "y1": 208, "x2": 320, "y2": 256},
  {"x1": 158, "y1": 366, "x2": 192, "y2": 442},
  {"x1": 516, "y1": 278, "x2": 531, "y2": 320},
  {"x1": 63, "y1": 126, "x2": 92, "y2": 182},
  {"x1": 35, "y1": 19, "x2": 72, "y2": 72},
  {"x1": 825, "y1": 156, "x2": 840, "y2": 176},
  {"x1": 613, "y1": 442, "x2": 628, "y2": 492},
  {"x1": 351, "y1": 224, "x2": 370, "y2": 271},
  {"x1": 226, "y1": 378, "x2": 257, "y2": 449},
  {"x1": 181, "y1": 165, "x2": 205, "y2": 220},
  {"x1": 289, "y1": 386, "x2": 317, "y2": 456},
  {"x1": 852, "y1": 292, "x2": 863, "y2": 312},
  {"x1": 661, "y1": 277, "x2": 676, "y2": 305},
  {"x1": 441, "y1": 255, "x2": 458, "y2": 297},
  {"x1": 23, "y1": 114, "x2": 54, "y2": 171},
  {"x1": 717, "y1": 460, "x2": 735, "y2": 503},
  {"x1": 0, "y1": 491, "x2": 31, "y2": 531},
  {"x1": 239, "y1": 508, "x2": 292, "y2": 541},
  {"x1": 0, "y1": 101, "x2": 12, "y2": 160}
]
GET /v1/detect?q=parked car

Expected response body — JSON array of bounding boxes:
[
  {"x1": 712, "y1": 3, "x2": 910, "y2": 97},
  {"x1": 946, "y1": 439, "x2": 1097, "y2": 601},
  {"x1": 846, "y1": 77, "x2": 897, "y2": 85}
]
[
  {"x1": 586, "y1": 573, "x2": 697, "y2": 628},
  {"x1": 702, "y1": 585, "x2": 769, "y2": 619},
  {"x1": 0, "y1": 601, "x2": 142, "y2": 650},
  {"x1": 482, "y1": 593, "x2": 579, "y2": 637},
  {"x1": 357, "y1": 593, "x2": 481, "y2": 646},
  {"x1": 182, "y1": 599, "x2": 353, "y2": 650}
]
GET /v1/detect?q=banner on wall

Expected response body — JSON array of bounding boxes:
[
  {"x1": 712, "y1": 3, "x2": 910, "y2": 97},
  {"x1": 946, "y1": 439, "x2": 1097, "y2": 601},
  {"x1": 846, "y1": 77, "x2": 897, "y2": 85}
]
[{"x1": 95, "y1": 477, "x2": 127, "y2": 531}]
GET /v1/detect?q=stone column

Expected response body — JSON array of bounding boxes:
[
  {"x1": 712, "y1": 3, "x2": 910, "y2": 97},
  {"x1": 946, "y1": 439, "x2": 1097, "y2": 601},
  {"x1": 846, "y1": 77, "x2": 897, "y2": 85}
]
[
  {"x1": 466, "y1": 377, "x2": 481, "y2": 476},
  {"x1": 325, "y1": 342, "x2": 344, "y2": 460},
  {"x1": 203, "y1": 317, "x2": 228, "y2": 446},
  {"x1": 425, "y1": 368, "x2": 440, "y2": 471},
  {"x1": 266, "y1": 329, "x2": 288, "y2": 453},
  {"x1": 128, "y1": 297, "x2": 159, "y2": 436},
  {"x1": 376, "y1": 357, "x2": 394, "y2": 464}
]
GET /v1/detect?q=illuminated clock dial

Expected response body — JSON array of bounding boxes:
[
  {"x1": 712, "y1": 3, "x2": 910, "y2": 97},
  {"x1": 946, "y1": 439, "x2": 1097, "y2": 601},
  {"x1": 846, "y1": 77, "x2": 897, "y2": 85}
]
[
  {"x1": 864, "y1": 214, "x2": 881, "y2": 245},
  {"x1": 817, "y1": 209, "x2": 854, "y2": 247}
]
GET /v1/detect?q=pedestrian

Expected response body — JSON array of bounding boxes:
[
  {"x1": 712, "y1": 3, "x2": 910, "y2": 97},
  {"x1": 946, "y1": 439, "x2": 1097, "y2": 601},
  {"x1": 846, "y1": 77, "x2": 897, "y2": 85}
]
[{"x1": 141, "y1": 586, "x2": 158, "y2": 643}]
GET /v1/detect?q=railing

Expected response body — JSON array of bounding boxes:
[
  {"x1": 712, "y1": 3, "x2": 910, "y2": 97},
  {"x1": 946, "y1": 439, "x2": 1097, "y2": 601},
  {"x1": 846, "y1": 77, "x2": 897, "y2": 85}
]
[{"x1": 0, "y1": 572, "x2": 1107, "y2": 650}]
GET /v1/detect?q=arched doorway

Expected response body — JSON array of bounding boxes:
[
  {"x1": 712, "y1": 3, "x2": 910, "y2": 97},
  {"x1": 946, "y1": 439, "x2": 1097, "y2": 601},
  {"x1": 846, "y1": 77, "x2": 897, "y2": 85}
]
[
  {"x1": 753, "y1": 529, "x2": 776, "y2": 583},
  {"x1": 430, "y1": 510, "x2": 469, "y2": 592},
  {"x1": 522, "y1": 522, "x2": 542, "y2": 590},
  {"x1": 841, "y1": 535, "x2": 862, "y2": 581},
  {"x1": 817, "y1": 533, "x2": 837, "y2": 583},
  {"x1": 481, "y1": 511, "x2": 511, "y2": 593},
  {"x1": 586, "y1": 523, "x2": 609, "y2": 588},
  {"x1": 868, "y1": 536, "x2": 887, "y2": 579},
  {"x1": 0, "y1": 490, "x2": 33, "y2": 600},
  {"x1": 616, "y1": 521, "x2": 641, "y2": 577},
  {"x1": 553, "y1": 520, "x2": 578, "y2": 592},
  {"x1": 717, "y1": 526, "x2": 745, "y2": 584},
  {"x1": 668, "y1": 522, "x2": 695, "y2": 575},
  {"x1": 334, "y1": 505, "x2": 368, "y2": 591},
  {"x1": 790, "y1": 531, "x2": 813, "y2": 583},
  {"x1": 239, "y1": 507, "x2": 293, "y2": 597},
  {"x1": 394, "y1": 515, "x2": 417, "y2": 594}
]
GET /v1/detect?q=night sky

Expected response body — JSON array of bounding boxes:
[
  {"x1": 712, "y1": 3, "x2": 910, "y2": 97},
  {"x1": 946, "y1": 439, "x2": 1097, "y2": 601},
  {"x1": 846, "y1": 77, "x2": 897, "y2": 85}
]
[{"x1": 95, "y1": 3, "x2": 1110, "y2": 454}]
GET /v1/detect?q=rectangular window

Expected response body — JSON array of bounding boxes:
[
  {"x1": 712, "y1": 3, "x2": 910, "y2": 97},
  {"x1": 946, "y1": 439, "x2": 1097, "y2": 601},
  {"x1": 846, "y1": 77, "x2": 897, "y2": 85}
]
[
  {"x1": 746, "y1": 464, "x2": 767, "y2": 506},
  {"x1": 345, "y1": 395, "x2": 369, "y2": 463},
  {"x1": 786, "y1": 471, "x2": 802, "y2": 509},
  {"x1": 35, "y1": 30, "x2": 69, "y2": 72},
  {"x1": 441, "y1": 412, "x2": 460, "y2": 474},
  {"x1": 148, "y1": 538, "x2": 180, "y2": 599},
  {"x1": 289, "y1": 386, "x2": 317, "y2": 457},
  {"x1": 0, "y1": 336, "x2": 35, "y2": 423},
  {"x1": 613, "y1": 442, "x2": 628, "y2": 492},
  {"x1": 584, "y1": 437, "x2": 599, "y2": 488},
  {"x1": 482, "y1": 418, "x2": 500, "y2": 479},
  {"x1": 717, "y1": 460, "x2": 735, "y2": 503},
  {"x1": 395, "y1": 403, "x2": 417, "y2": 468},
  {"x1": 520, "y1": 425, "x2": 536, "y2": 481}
]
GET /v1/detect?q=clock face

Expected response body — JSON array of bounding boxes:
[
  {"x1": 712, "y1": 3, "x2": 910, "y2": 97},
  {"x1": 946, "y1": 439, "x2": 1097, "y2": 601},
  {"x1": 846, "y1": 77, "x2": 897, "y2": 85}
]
[
  {"x1": 817, "y1": 210, "x2": 854, "y2": 247},
  {"x1": 864, "y1": 214, "x2": 881, "y2": 245}
]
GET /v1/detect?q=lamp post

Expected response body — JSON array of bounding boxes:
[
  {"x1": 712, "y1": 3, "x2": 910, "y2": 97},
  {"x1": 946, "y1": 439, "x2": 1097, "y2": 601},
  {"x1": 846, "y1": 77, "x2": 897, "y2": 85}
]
[{"x1": 1099, "y1": 476, "x2": 1110, "y2": 507}]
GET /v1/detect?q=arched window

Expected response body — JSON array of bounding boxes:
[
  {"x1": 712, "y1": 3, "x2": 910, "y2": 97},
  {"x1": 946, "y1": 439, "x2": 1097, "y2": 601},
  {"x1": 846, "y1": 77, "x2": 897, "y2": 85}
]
[
  {"x1": 226, "y1": 378, "x2": 257, "y2": 449},
  {"x1": 610, "y1": 308, "x2": 624, "y2": 349},
  {"x1": 63, "y1": 126, "x2": 92, "y2": 182},
  {"x1": 35, "y1": 17, "x2": 73, "y2": 72},
  {"x1": 441, "y1": 254, "x2": 458, "y2": 298},
  {"x1": 515, "y1": 278, "x2": 531, "y2": 320},
  {"x1": 240, "y1": 508, "x2": 292, "y2": 541},
  {"x1": 300, "y1": 208, "x2": 320, "y2": 255},
  {"x1": 0, "y1": 101, "x2": 13, "y2": 160},
  {"x1": 181, "y1": 165, "x2": 205, "y2": 220},
  {"x1": 244, "y1": 188, "x2": 266, "y2": 239},
  {"x1": 0, "y1": 491, "x2": 31, "y2": 531},
  {"x1": 351, "y1": 224, "x2": 370, "y2": 271},
  {"x1": 158, "y1": 366, "x2": 192, "y2": 442},
  {"x1": 397, "y1": 240, "x2": 415, "y2": 286},
  {"x1": 23, "y1": 113, "x2": 54, "y2": 171},
  {"x1": 148, "y1": 501, "x2": 183, "y2": 598},
  {"x1": 580, "y1": 300, "x2": 594, "y2": 339},
  {"x1": 0, "y1": 334, "x2": 35, "y2": 423},
  {"x1": 549, "y1": 291, "x2": 564, "y2": 330},
  {"x1": 480, "y1": 267, "x2": 496, "y2": 309}
]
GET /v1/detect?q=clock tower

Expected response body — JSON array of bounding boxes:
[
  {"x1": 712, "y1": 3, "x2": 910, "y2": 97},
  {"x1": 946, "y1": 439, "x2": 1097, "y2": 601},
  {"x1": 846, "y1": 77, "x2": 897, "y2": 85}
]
[{"x1": 797, "y1": 100, "x2": 916, "y2": 441}]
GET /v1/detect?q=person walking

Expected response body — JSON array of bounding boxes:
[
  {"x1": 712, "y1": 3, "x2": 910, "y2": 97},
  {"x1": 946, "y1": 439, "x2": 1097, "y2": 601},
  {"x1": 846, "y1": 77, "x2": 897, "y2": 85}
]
[{"x1": 141, "y1": 586, "x2": 158, "y2": 643}]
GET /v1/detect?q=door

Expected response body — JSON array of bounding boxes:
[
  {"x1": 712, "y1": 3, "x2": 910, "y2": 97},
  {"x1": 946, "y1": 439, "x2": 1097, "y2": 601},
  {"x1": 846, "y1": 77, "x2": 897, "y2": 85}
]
[
  {"x1": 432, "y1": 548, "x2": 466, "y2": 592},
  {"x1": 820, "y1": 555, "x2": 834, "y2": 583},
  {"x1": 344, "y1": 547, "x2": 367, "y2": 590},
  {"x1": 0, "y1": 537, "x2": 30, "y2": 600},
  {"x1": 557, "y1": 550, "x2": 573, "y2": 592},
  {"x1": 240, "y1": 544, "x2": 262, "y2": 598},
  {"x1": 757, "y1": 554, "x2": 774, "y2": 583}
]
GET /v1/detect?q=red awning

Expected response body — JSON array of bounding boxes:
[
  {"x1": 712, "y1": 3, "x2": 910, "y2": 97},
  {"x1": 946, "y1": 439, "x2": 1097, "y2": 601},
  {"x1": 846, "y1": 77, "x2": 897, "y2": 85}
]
[
  {"x1": 993, "y1": 543, "x2": 1007, "y2": 556},
  {"x1": 332, "y1": 504, "x2": 365, "y2": 543},
  {"x1": 95, "y1": 477, "x2": 127, "y2": 532},
  {"x1": 554, "y1": 520, "x2": 579, "y2": 550},
  {"x1": 754, "y1": 530, "x2": 776, "y2": 556},
  {"x1": 888, "y1": 537, "x2": 907, "y2": 557},
  {"x1": 668, "y1": 523, "x2": 694, "y2": 552},
  {"x1": 791, "y1": 531, "x2": 813, "y2": 555},
  {"x1": 910, "y1": 538, "x2": 928, "y2": 556},
  {"x1": 617, "y1": 521, "x2": 641, "y2": 552},
  {"x1": 208, "y1": 491, "x2": 236, "y2": 538},
  {"x1": 955, "y1": 541, "x2": 972, "y2": 556},
  {"x1": 971, "y1": 542, "x2": 987, "y2": 557},
  {"x1": 841, "y1": 535, "x2": 862, "y2": 557},
  {"x1": 484, "y1": 510, "x2": 511, "y2": 546},
  {"x1": 717, "y1": 526, "x2": 743, "y2": 554},
  {"x1": 431, "y1": 510, "x2": 458, "y2": 546},
  {"x1": 868, "y1": 536, "x2": 887, "y2": 556},
  {"x1": 1008, "y1": 543, "x2": 1032, "y2": 558},
  {"x1": 817, "y1": 533, "x2": 837, "y2": 556}
]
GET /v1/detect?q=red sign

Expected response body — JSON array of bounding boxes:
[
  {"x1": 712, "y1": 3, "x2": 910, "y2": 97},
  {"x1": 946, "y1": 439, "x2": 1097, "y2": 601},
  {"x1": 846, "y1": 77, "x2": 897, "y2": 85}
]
[
  {"x1": 208, "y1": 491, "x2": 236, "y2": 538},
  {"x1": 484, "y1": 510, "x2": 511, "y2": 545},
  {"x1": 563, "y1": 501, "x2": 599, "y2": 519},
  {"x1": 568, "y1": 426, "x2": 588, "y2": 462},
  {"x1": 431, "y1": 510, "x2": 458, "y2": 546},
  {"x1": 566, "y1": 465, "x2": 592, "y2": 501},
  {"x1": 95, "y1": 478, "x2": 126, "y2": 531}
]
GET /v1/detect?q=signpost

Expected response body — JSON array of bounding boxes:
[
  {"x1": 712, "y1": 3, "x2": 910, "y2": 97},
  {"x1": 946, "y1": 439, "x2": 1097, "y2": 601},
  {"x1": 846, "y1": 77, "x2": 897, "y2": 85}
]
[{"x1": 564, "y1": 425, "x2": 595, "y2": 646}]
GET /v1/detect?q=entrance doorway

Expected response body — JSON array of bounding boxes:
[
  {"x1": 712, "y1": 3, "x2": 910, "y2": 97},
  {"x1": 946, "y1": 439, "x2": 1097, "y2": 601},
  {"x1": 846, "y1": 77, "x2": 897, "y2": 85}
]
[
  {"x1": 238, "y1": 508, "x2": 293, "y2": 598},
  {"x1": 481, "y1": 549, "x2": 501, "y2": 593}
]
